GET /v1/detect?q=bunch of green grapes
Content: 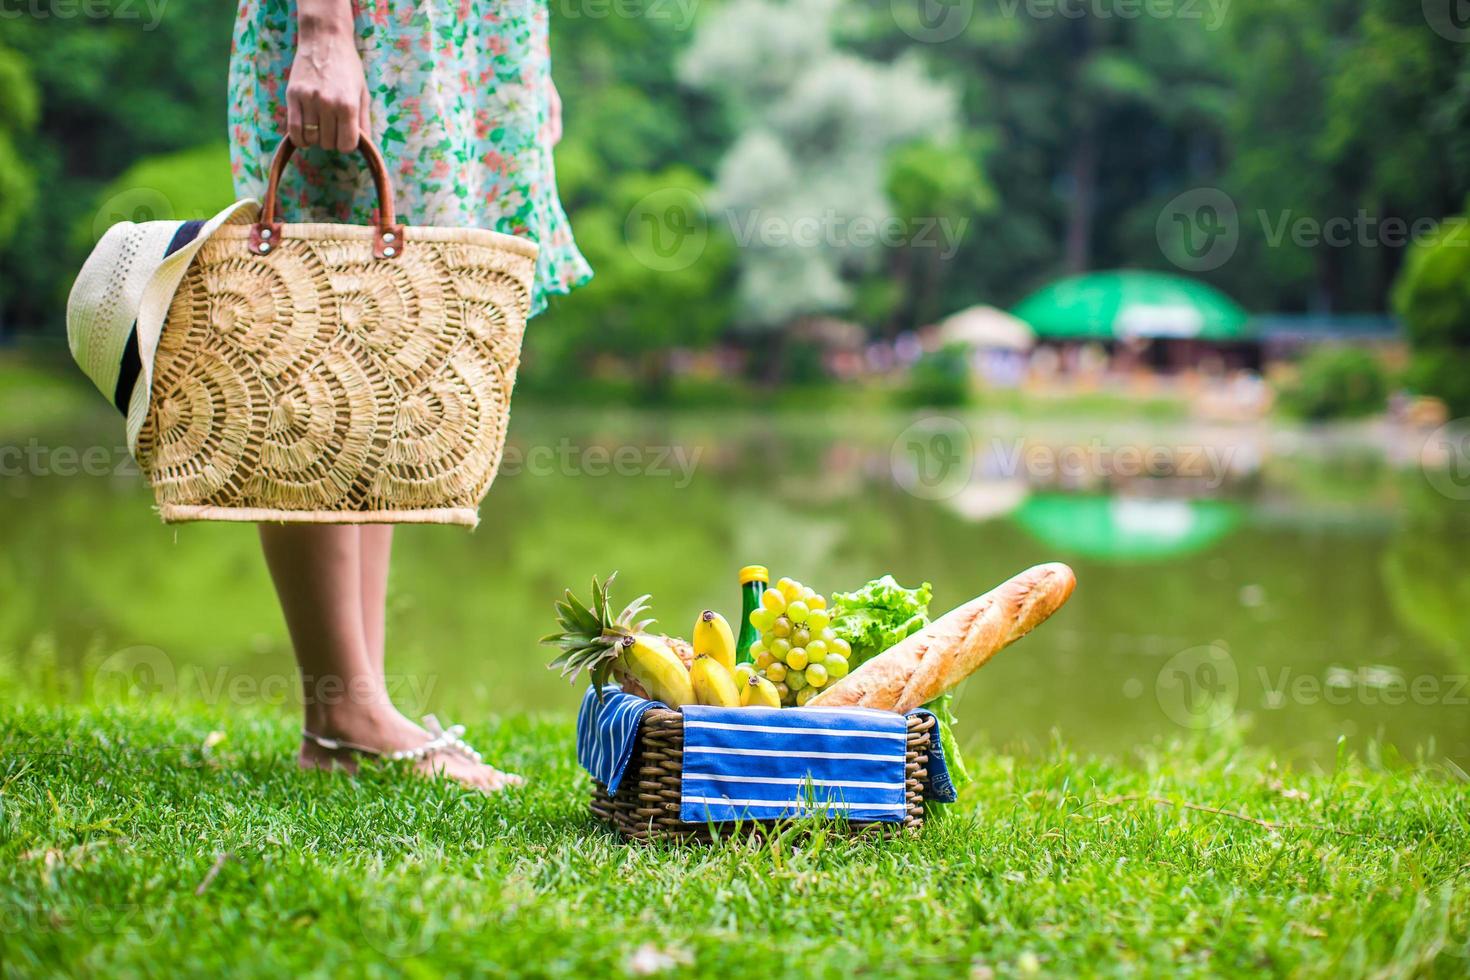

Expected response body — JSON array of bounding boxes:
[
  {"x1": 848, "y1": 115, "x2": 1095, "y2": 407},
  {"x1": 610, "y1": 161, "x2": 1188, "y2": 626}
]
[{"x1": 745, "y1": 576, "x2": 852, "y2": 706}]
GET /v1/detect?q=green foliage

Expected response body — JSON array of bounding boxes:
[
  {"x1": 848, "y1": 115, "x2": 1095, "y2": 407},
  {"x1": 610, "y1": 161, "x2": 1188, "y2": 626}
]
[
  {"x1": 886, "y1": 142, "x2": 994, "y2": 224},
  {"x1": 0, "y1": 41, "x2": 39, "y2": 269},
  {"x1": 900, "y1": 344, "x2": 971, "y2": 407},
  {"x1": 2, "y1": 700, "x2": 1468, "y2": 975},
  {"x1": 4, "y1": 0, "x2": 1470, "y2": 343},
  {"x1": 1392, "y1": 206, "x2": 1470, "y2": 415},
  {"x1": 880, "y1": 0, "x2": 1236, "y2": 308},
  {"x1": 679, "y1": 0, "x2": 960, "y2": 327},
  {"x1": 1217, "y1": 0, "x2": 1470, "y2": 313},
  {"x1": 70, "y1": 143, "x2": 236, "y2": 253},
  {"x1": 0, "y1": 1, "x2": 236, "y2": 330},
  {"x1": 1402, "y1": 354, "x2": 1470, "y2": 422},
  {"x1": 884, "y1": 141, "x2": 996, "y2": 328},
  {"x1": 525, "y1": 167, "x2": 734, "y2": 393},
  {"x1": 1276, "y1": 346, "x2": 1390, "y2": 421}
]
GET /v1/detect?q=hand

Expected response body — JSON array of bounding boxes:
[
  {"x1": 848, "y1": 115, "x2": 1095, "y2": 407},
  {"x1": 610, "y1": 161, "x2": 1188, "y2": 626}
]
[
  {"x1": 547, "y1": 78, "x2": 563, "y2": 147},
  {"x1": 287, "y1": 24, "x2": 371, "y2": 152}
]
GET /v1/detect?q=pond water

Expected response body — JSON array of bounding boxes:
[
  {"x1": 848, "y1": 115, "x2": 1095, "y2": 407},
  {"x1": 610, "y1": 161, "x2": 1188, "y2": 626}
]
[{"x1": 4, "y1": 400, "x2": 1468, "y2": 769}]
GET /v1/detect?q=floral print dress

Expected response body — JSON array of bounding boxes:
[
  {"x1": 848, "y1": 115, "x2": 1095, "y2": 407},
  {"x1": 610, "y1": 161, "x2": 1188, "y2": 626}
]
[{"x1": 228, "y1": 0, "x2": 591, "y2": 316}]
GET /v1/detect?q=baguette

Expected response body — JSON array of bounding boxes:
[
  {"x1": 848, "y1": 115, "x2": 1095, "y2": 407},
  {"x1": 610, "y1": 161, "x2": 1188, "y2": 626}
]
[{"x1": 809, "y1": 562, "x2": 1076, "y2": 713}]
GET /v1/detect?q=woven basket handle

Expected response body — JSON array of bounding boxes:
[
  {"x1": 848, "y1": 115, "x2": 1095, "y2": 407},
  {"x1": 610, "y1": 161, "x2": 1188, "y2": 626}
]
[{"x1": 249, "y1": 136, "x2": 406, "y2": 260}]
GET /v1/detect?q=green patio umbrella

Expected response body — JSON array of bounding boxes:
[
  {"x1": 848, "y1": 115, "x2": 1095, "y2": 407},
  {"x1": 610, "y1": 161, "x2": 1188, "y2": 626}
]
[
  {"x1": 1012, "y1": 270, "x2": 1252, "y2": 341},
  {"x1": 1013, "y1": 493, "x2": 1241, "y2": 561}
]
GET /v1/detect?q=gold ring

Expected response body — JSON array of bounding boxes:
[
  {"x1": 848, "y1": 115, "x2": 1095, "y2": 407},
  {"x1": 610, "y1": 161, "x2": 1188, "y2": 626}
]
[{"x1": 303, "y1": 123, "x2": 320, "y2": 132}]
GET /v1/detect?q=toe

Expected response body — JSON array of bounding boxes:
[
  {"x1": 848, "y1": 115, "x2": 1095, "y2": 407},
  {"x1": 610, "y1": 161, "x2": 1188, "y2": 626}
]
[{"x1": 483, "y1": 768, "x2": 524, "y2": 793}]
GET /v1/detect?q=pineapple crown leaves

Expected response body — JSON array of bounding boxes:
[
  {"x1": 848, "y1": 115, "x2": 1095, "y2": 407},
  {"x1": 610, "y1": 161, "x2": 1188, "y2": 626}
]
[{"x1": 540, "y1": 572, "x2": 657, "y2": 694}]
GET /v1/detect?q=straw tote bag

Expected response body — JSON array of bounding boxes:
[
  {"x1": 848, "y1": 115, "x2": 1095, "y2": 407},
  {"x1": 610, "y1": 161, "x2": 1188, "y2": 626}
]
[{"x1": 136, "y1": 136, "x2": 538, "y2": 527}]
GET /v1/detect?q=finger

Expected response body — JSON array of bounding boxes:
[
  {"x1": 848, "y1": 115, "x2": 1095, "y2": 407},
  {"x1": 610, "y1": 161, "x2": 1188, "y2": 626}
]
[
  {"x1": 317, "y1": 104, "x2": 339, "y2": 155},
  {"x1": 336, "y1": 98, "x2": 359, "y2": 153},
  {"x1": 358, "y1": 86, "x2": 372, "y2": 147},
  {"x1": 287, "y1": 90, "x2": 305, "y2": 146},
  {"x1": 302, "y1": 98, "x2": 323, "y2": 147}
]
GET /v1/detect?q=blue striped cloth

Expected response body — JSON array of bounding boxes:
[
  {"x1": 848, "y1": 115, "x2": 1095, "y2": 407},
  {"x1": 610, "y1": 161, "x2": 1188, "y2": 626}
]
[
  {"x1": 680, "y1": 704, "x2": 911, "y2": 822},
  {"x1": 576, "y1": 686, "x2": 956, "y2": 819},
  {"x1": 576, "y1": 686, "x2": 665, "y2": 795}
]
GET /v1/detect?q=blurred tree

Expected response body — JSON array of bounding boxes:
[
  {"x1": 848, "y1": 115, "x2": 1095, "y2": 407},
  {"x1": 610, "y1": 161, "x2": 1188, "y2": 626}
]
[
  {"x1": 1275, "y1": 345, "x2": 1389, "y2": 420},
  {"x1": 69, "y1": 143, "x2": 235, "y2": 254},
  {"x1": 901, "y1": 343, "x2": 970, "y2": 407},
  {"x1": 5, "y1": 0, "x2": 1470, "y2": 349},
  {"x1": 549, "y1": 0, "x2": 727, "y2": 208},
  {"x1": 858, "y1": 0, "x2": 1233, "y2": 310},
  {"x1": 1220, "y1": 0, "x2": 1470, "y2": 313},
  {"x1": 0, "y1": 40, "x2": 39, "y2": 255},
  {"x1": 678, "y1": 0, "x2": 959, "y2": 329},
  {"x1": 884, "y1": 140, "x2": 995, "y2": 331},
  {"x1": 0, "y1": 3, "x2": 234, "y2": 333},
  {"x1": 1391, "y1": 204, "x2": 1470, "y2": 416},
  {"x1": 524, "y1": 167, "x2": 734, "y2": 398}
]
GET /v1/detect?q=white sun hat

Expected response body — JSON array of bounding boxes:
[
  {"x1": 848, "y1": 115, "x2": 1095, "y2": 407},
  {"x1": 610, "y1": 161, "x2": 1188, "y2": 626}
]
[{"x1": 66, "y1": 198, "x2": 261, "y2": 457}]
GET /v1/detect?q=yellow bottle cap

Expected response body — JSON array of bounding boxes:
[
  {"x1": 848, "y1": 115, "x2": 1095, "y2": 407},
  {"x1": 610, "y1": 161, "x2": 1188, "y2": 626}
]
[{"x1": 738, "y1": 565, "x2": 770, "y2": 584}]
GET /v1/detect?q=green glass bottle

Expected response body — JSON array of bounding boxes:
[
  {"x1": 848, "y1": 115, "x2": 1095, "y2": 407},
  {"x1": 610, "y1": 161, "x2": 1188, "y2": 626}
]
[{"x1": 735, "y1": 565, "x2": 769, "y2": 664}]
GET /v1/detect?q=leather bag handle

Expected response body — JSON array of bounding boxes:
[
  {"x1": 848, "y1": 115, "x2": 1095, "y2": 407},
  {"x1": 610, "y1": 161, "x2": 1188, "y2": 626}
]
[{"x1": 249, "y1": 135, "x2": 405, "y2": 259}]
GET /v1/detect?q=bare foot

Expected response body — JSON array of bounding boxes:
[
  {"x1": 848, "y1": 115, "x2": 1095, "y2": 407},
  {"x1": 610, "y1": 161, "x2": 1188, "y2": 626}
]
[{"x1": 298, "y1": 705, "x2": 524, "y2": 793}]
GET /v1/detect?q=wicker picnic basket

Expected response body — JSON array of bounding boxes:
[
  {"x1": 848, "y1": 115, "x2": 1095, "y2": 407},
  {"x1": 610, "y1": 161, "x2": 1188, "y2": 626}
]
[
  {"x1": 135, "y1": 136, "x2": 538, "y2": 527},
  {"x1": 589, "y1": 707, "x2": 935, "y2": 842}
]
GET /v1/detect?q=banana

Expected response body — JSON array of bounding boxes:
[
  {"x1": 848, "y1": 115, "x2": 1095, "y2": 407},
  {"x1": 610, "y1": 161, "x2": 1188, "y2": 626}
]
[
  {"x1": 620, "y1": 635, "x2": 695, "y2": 707},
  {"x1": 739, "y1": 673, "x2": 782, "y2": 709},
  {"x1": 692, "y1": 610, "x2": 737, "y2": 673},
  {"x1": 690, "y1": 655, "x2": 742, "y2": 707}
]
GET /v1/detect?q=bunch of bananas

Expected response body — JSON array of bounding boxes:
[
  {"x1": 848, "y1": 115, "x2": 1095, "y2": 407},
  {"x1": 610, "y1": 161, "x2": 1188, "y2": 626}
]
[
  {"x1": 692, "y1": 610, "x2": 781, "y2": 707},
  {"x1": 542, "y1": 575, "x2": 781, "y2": 709},
  {"x1": 618, "y1": 610, "x2": 783, "y2": 708}
]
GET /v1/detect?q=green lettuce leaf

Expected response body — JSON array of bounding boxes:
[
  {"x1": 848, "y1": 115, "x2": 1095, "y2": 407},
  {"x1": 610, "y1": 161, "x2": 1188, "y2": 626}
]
[{"x1": 828, "y1": 575, "x2": 933, "y2": 665}]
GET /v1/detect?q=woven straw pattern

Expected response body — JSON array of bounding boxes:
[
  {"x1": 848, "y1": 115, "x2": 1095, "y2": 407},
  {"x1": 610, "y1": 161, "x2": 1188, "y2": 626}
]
[
  {"x1": 136, "y1": 223, "x2": 536, "y2": 525},
  {"x1": 590, "y1": 709, "x2": 933, "y2": 843}
]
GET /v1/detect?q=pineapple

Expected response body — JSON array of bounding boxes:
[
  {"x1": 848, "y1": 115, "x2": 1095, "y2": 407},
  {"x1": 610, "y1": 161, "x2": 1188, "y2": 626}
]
[{"x1": 542, "y1": 573, "x2": 696, "y2": 701}]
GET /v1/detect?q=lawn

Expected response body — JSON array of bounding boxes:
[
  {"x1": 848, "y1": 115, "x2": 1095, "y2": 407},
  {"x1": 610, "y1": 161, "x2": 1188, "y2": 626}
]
[{"x1": 3, "y1": 700, "x2": 1467, "y2": 977}]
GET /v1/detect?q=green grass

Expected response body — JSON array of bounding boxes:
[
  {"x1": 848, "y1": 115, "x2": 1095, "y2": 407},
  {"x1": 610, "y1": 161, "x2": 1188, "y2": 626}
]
[{"x1": 3, "y1": 701, "x2": 1466, "y2": 977}]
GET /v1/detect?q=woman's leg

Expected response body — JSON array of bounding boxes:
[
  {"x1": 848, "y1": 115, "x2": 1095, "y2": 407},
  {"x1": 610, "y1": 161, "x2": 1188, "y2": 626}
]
[
  {"x1": 359, "y1": 525, "x2": 393, "y2": 674},
  {"x1": 258, "y1": 524, "x2": 516, "y2": 791},
  {"x1": 258, "y1": 523, "x2": 375, "y2": 739}
]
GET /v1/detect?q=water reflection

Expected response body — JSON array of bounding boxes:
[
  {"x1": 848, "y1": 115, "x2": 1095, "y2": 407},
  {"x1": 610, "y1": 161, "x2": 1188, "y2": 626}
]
[
  {"x1": 3, "y1": 405, "x2": 1466, "y2": 767},
  {"x1": 1014, "y1": 495, "x2": 1241, "y2": 561}
]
